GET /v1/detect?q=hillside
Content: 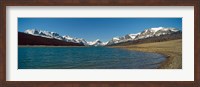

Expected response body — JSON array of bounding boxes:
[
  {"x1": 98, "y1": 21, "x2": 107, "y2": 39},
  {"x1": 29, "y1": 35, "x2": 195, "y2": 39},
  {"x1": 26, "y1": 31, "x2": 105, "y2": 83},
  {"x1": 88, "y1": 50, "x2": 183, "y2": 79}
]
[{"x1": 18, "y1": 32, "x2": 84, "y2": 46}]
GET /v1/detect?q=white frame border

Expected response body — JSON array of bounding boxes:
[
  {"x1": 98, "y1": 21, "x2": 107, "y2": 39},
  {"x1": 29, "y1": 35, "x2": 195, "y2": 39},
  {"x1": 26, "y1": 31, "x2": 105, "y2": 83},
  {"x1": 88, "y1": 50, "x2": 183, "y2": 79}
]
[{"x1": 6, "y1": 6, "x2": 194, "y2": 81}]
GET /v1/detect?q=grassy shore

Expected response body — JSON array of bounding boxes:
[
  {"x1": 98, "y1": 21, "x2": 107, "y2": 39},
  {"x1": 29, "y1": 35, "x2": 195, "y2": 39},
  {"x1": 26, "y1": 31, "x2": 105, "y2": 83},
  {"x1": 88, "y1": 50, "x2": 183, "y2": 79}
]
[{"x1": 112, "y1": 39, "x2": 182, "y2": 69}]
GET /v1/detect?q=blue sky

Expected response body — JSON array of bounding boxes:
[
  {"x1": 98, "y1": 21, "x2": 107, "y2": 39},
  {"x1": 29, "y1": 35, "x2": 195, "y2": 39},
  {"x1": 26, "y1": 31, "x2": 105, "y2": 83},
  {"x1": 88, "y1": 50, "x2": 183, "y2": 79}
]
[{"x1": 18, "y1": 18, "x2": 182, "y2": 42}]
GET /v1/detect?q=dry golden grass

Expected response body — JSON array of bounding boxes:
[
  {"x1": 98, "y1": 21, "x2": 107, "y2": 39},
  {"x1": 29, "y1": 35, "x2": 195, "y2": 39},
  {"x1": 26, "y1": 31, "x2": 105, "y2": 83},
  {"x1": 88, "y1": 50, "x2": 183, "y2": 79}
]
[{"x1": 112, "y1": 39, "x2": 182, "y2": 69}]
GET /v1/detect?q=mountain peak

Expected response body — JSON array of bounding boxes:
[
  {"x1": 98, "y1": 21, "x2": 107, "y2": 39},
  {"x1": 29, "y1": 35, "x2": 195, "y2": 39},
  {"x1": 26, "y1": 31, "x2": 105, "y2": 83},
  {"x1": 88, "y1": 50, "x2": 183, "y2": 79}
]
[
  {"x1": 87, "y1": 39, "x2": 107, "y2": 46},
  {"x1": 24, "y1": 29, "x2": 39, "y2": 35},
  {"x1": 149, "y1": 27, "x2": 164, "y2": 32},
  {"x1": 148, "y1": 27, "x2": 179, "y2": 32}
]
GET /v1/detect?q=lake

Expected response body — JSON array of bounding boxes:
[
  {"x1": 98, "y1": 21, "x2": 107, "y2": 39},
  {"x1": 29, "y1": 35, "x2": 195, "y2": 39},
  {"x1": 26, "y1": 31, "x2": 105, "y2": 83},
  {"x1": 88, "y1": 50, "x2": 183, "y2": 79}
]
[{"x1": 18, "y1": 47, "x2": 166, "y2": 69}]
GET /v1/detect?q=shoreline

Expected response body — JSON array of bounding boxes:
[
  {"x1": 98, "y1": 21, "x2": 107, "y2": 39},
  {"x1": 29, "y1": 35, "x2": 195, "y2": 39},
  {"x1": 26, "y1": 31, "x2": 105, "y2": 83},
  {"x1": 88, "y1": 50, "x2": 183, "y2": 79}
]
[
  {"x1": 18, "y1": 45, "x2": 87, "y2": 47},
  {"x1": 111, "y1": 39, "x2": 182, "y2": 69}
]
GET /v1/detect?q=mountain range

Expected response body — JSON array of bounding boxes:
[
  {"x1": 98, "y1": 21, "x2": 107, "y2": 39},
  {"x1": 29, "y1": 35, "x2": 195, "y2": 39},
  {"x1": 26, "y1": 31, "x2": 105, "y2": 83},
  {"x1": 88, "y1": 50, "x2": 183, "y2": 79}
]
[
  {"x1": 107, "y1": 27, "x2": 180, "y2": 45},
  {"x1": 24, "y1": 29, "x2": 107, "y2": 46},
  {"x1": 18, "y1": 32, "x2": 84, "y2": 46},
  {"x1": 22, "y1": 27, "x2": 181, "y2": 46}
]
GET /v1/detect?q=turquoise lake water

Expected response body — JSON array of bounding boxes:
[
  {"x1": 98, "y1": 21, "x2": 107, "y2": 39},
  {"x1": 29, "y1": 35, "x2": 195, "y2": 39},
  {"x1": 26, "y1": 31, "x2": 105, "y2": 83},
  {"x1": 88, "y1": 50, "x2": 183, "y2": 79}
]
[{"x1": 18, "y1": 47, "x2": 166, "y2": 69}]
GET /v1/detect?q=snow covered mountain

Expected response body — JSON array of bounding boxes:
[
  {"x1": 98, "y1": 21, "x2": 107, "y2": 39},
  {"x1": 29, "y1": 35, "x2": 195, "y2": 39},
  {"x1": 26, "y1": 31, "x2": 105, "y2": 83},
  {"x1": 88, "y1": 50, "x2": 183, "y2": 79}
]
[
  {"x1": 107, "y1": 27, "x2": 180, "y2": 45},
  {"x1": 107, "y1": 34, "x2": 139, "y2": 45},
  {"x1": 87, "y1": 39, "x2": 108, "y2": 46},
  {"x1": 62, "y1": 35, "x2": 88, "y2": 45},
  {"x1": 25, "y1": 29, "x2": 63, "y2": 40},
  {"x1": 24, "y1": 29, "x2": 106, "y2": 46},
  {"x1": 134, "y1": 27, "x2": 180, "y2": 40},
  {"x1": 24, "y1": 27, "x2": 180, "y2": 46}
]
